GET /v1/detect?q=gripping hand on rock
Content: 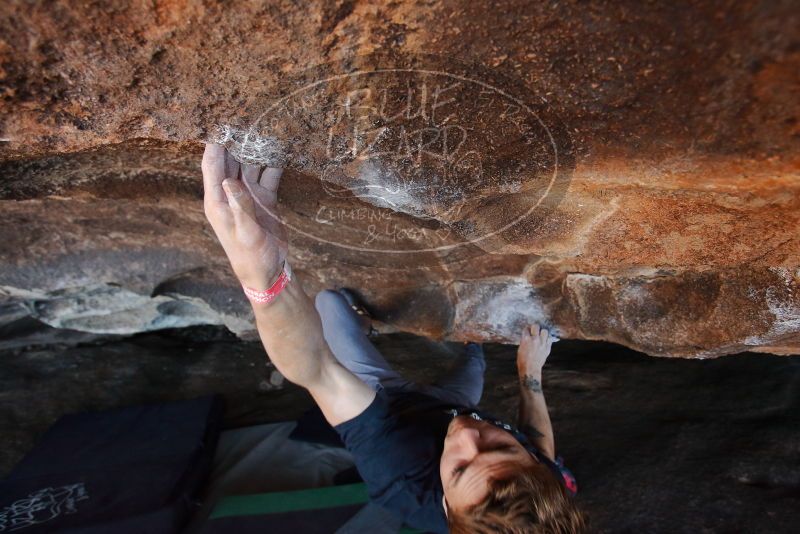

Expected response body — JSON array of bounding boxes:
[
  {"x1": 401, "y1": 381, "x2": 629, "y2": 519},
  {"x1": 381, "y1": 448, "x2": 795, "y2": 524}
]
[
  {"x1": 517, "y1": 324, "x2": 555, "y2": 377},
  {"x1": 202, "y1": 143, "x2": 288, "y2": 290}
]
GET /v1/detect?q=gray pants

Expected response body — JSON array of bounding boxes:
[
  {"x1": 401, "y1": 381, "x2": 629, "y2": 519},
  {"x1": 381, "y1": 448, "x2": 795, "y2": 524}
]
[{"x1": 314, "y1": 289, "x2": 485, "y2": 408}]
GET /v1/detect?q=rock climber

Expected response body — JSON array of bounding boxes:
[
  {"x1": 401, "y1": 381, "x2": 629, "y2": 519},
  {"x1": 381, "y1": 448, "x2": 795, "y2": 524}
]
[{"x1": 201, "y1": 143, "x2": 585, "y2": 533}]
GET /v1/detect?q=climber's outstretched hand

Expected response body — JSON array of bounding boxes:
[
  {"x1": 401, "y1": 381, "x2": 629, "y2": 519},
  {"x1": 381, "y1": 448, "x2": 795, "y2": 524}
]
[
  {"x1": 202, "y1": 143, "x2": 288, "y2": 290},
  {"x1": 517, "y1": 324, "x2": 555, "y2": 377}
]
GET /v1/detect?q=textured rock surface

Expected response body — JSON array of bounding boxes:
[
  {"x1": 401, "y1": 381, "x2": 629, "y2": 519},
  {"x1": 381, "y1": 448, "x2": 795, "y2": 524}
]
[{"x1": 1, "y1": 1, "x2": 799, "y2": 356}]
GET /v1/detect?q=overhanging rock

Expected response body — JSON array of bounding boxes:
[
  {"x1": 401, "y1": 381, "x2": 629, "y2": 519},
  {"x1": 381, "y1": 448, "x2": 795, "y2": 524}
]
[{"x1": 0, "y1": 1, "x2": 797, "y2": 357}]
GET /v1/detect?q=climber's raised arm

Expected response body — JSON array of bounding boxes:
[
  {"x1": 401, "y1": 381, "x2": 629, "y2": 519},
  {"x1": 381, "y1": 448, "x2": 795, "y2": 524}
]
[
  {"x1": 201, "y1": 143, "x2": 375, "y2": 425},
  {"x1": 516, "y1": 324, "x2": 556, "y2": 460}
]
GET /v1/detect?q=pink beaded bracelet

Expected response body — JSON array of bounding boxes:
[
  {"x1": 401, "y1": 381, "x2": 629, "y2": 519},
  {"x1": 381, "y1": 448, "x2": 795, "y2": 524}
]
[{"x1": 241, "y1": 261, "x2": 293, "y2": 305}]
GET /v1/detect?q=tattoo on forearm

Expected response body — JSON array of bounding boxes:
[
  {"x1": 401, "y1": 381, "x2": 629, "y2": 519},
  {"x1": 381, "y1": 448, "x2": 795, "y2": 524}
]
[
  {"x1": 520, "y1": 375, "x2": 543, "y2": 393},
  {"x1": 521, "y1": 424, "x2": 544, "y2": 438}
]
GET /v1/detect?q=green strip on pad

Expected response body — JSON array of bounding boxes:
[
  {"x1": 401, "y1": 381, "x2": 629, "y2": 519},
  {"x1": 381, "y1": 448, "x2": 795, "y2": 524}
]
[
  {"x1": 210, "y1": 483, "x2": 370, "y2": 518},
  {"x1": 209, "y1": 483, "x2": 420, "y2": 532}
]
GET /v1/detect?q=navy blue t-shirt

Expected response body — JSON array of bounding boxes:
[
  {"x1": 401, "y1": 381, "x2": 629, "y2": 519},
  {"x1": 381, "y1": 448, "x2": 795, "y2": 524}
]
[
  {"x1": 334, "y1": 389, "x2": 578, "y2": 533},
  {"x1": 335, "y1": 390, "x2": 456, "y2": 533}
]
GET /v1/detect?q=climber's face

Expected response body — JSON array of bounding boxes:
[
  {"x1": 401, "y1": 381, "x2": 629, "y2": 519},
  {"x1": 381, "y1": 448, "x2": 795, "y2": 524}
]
[{"x1": 439, "y1": 415, "x2": 537, "y2": 512}]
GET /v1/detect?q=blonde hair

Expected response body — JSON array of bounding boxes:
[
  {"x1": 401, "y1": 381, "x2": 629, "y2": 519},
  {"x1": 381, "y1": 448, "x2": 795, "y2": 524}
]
[{"x1": 446, "y1": 462, "x2": 586, "y2": 534}]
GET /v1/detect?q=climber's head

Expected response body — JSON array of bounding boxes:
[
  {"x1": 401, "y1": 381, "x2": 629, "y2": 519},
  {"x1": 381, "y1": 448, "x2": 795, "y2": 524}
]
[{"x1": 440, "y1": 415, "x2": 585, "y2": 533}]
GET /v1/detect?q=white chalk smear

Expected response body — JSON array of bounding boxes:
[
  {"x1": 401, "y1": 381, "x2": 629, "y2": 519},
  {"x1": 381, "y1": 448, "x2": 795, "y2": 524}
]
[
  {"x1": 743, "y1": 267, "x2": 799, "y2": 346},
  {"x1": 212, "y1": 125, "x2": 289, "y2": 167}
]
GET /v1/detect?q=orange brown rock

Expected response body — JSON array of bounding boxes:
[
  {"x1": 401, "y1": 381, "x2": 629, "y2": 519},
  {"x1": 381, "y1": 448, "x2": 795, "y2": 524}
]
[{"x1": 0, "y1": 1, "x2": 797, "y2": 356}]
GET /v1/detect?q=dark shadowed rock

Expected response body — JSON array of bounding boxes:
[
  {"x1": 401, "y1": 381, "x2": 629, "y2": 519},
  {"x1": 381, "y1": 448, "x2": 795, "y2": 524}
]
[{"x1": 1, "y1": 329, "x2": 797, "y2": 532}]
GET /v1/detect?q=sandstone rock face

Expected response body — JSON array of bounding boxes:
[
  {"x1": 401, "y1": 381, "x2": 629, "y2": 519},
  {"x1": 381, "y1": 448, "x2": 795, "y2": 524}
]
[{"x1": 1, "y1": 1, "x2": 798, "y2": 357}]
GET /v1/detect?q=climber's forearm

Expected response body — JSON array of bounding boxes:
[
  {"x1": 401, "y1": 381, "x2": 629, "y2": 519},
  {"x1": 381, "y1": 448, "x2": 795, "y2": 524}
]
[
  {"x1": 250, "y1": 274, "x2": 376, "y2": 425},
  {"x1": 518, "y1": 371, "x2": 556, "y2": 460},
  {"x1": 251, "y1": 274, "x2": 330, "y2": 388}
]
